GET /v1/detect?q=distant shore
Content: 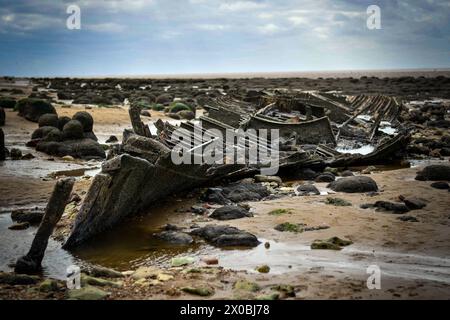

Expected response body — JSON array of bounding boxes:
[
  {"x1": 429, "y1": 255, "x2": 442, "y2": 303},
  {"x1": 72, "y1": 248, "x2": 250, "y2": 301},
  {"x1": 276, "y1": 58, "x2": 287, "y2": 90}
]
[{"x1": 4, "y1": 68, "x2": 450, "y2": 80}]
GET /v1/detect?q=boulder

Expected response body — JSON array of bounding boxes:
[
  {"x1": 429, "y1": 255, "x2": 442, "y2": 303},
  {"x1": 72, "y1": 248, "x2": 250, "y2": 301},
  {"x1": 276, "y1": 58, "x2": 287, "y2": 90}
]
[
  {"x1": 293, "y1": 168, "x2": 317, "y2": 180},
  {"x1": 38, "y1": 114, "x2": 58, "y2": 128},
  {"x1": 31, "y1": 126, "x2": 57, "y2": 139},
  {"x1": 105, "y1": 135, "x2": 118, "y2": 143},
  {"x1": 155, "y1": 94, "x2": 173, "y2": 105},
  {"x1": 155, "y1": 231, "x2": 193, "y2": 245},
  {"x1": 62, "y1": 120, "x2": 84, "y2": 140},
  {"x1": 16, "y1": 98, "x2": 56, "y2": 122},
  {"x1": 415, "y1": 165, "x2": 450, "y2": 181},
  {"x1": 399, "y1": 196, "x2": 427, "y2": 210},
  {"x1": 72, "y1": 111, "x2": 94, "y2": 132},
  {"x1": 430, "y1": 181, "x2": 449, "y2": 189},
  {"x1": 221, "y1": 182, "x2": 270, "y2": 202},
  {"x1": 36, "y1": 138, "x2": 106, "y2": 159},
  {"x1": 57, "y1": 116, "x2": 71, "y2": 130},
  {"x1": 209, "y1": 206, "x2": 253, "y2": 220},
  {"x1": 0, "y1": 97, "x2": 16, "y2": 109},
  {"x1": 294, "y1": 183, "x2": 320, "y2": 196},
  {"x1": 254, "y1": 175, "x2": 282, "y2": 185},
  {"x1": 315, "y1": 173, "x2": 335, "y2": 182},
  {"x1": 10, "y1": 148, "x2": 22, "y2": 160},
  {"x1": 42, "y1": 128, "x2": 62, "y2": 142},
  {"x1": 191, "y1": 224, "x2": 260, "y2": 247},
  {"x1": 0, "y1": 272, "x2": 39, "y2": 285},
  {"x1": 67, "y1": 286, "x2": 109, "y2": 300},
  {"x1": 177, "y1": 110, "x2": 195, "y2": 120},
  {"x1": 328, "y1": 176, "x2": 378, "y2": 193}
]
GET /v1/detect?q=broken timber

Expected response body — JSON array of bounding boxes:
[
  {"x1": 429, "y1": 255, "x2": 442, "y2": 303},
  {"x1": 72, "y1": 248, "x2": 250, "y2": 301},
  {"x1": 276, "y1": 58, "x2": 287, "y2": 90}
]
[{"x1": 15, "y1": 178, "x2": 75, "y2": 274}]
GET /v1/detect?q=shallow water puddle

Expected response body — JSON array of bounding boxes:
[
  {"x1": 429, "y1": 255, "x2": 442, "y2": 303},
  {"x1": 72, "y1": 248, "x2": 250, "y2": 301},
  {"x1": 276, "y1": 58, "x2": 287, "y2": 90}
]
[{"x1": 0, "y1": 214, "x2": 77, "y2": 280}]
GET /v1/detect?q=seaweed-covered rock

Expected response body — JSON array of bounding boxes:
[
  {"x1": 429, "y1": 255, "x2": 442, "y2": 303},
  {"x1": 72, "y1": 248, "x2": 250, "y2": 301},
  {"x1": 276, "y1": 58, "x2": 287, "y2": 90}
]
[
  {"x1": 72, "y1": 111, "x2": 94, "y2": 132},
  {"x1": 16, "y1": 98, "x2": 56, "y2": 122},
  {"x1": 209, "y1": 206, "x2": 253, "y2": 220},
  {"x1": 57, "y1": 116, "x2": 71, "y2": 130},
  {"x1": 38, "y1": 113, "x2": 58, "y2": 128},
  {"x1": 311, "y1": 237, "x2": 353, "y2": 250},
  {"x1": 328, "y1": 176, "x2": 378, "y2": 193},
  {"x1": 374, "y1": 201, "x2": 410, "y2": 214},
  {"x1": 62, "y1": 120, "x2": 84, "y2": 140},
  {"x1": 415, "y1": 165, "x2": 450, "y2": 181},
  {"x1": 36, "y1": 138, "x2": 106, "y2": 159},
  {"x1": 0, "y1": 97, "x2": 16, "y2": 109},
  {"x1": 191, "y1": 224, "x2": 260, "y2": 247}
]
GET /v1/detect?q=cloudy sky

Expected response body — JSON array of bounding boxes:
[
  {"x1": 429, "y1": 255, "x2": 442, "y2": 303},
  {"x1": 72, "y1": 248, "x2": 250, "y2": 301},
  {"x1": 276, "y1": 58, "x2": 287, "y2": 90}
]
[{"x1": 0, "y1": 0, "x2": 449, "y2": 76}]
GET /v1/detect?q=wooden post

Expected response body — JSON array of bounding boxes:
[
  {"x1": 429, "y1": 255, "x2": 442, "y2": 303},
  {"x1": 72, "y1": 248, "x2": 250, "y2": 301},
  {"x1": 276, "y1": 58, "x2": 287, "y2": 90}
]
[
  {"x1": 128, "y1": 105, "x2": 152, "y2": 137},
  {"x1": 0, "y1": 128, "x2": 5, "y2": 161},
  {"x1": 15, "y1": 178, "x2": 75, "y2": 274}
]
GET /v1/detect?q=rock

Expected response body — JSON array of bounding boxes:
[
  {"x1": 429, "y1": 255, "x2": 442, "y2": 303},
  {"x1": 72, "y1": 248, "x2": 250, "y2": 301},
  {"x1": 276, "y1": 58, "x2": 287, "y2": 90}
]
[
  {"x1": 167, "y1": 112, "x2": 181, "y2": 120},
  {"x1": 0, "y1": 272, "x2": 39, "y2": 285},
  {"x1": 209, "y1": 206, "x2": 253, "y2": 220},
  {"x1": 67, "y1": 286, "x2": 109, "y2": 300},
  {"x1": 274, "y1": 222, "x2": 303, "y2": 233},
  {"x1": 36, "y1": 138, "x2": 106, "y2": 159},
  {"x1": 325, "y1": 197, "x2": 352, "y2": 206},
  {"x1": 38, "y1": 114, "x2": 58, "y2": 128},
  {"x1": 220, "y1": 181, "x2": 270, "y2": 202},
  {"x1": 161, "y1": 223, "x2": 182, "y2": 231},
  {"x1": 10, "y1": 148, "x2": 22, "y2": 160},
  {"x1": 0, "y1": 107, "x2": 5, "y2": 126},
  {"x1": 328, "y1": 176, "x2": 378, "y2": 193},
  {"x1": 105, "y1": 135, "x2": 118, "y2": 143},
  {"x1": 256, "y1": 293, "x2": 279, "y2": 300},
  {"x1": 39, "y1": 279, "x2": 58, "y2": 292},
  {"x1": 294, "y1": 183, "x2": 320, "y2": 196},
  {"x1": 340, "y1": 170, "x2": 354, "y2": 177},
  {"x1": 256, "y1": 265, "x2": 270, "y2": 273},
  {"x1": 324, "y1": 167, "x2": 339, "y2": 175},
  {"x1": 31, "y1": 126, "x2": 57, "y2": 140},
  {"x1": 156, "y1": 93, "x2": 173, "y2": 105},
  {"x1": 11, "y1": 209, "x2": 44, "y2": 224},
  {"x1": 72, "y1": 111, "x2": 94, "y2": 132},
  {"x1": 62, "y1": 120, "x2": 84, "y2": 140},
  {"x1": 83, "y1": 131, "x2": 98, "y2": 141},
  {"x1": 21, "y1": 153, "x2": 35, "y2": 160},
  {"x1": 155, "y1": 231, "x2": 194, "y2": 245},
  {"x1": 131, "y1": 267, "x2": 158, "y2": 280},
  {"x1": 81, "y1": 274, "x2": 122, "y2": 288},
  {"x1": 264, "y1": 242, "x2": 270, "y2": 249},
  {"x1": 315, "y1": 173, "x2": 335, "y2": 182},
  {"x1": 254, "y1": 175, "x2": 282, "y2": 185},
  {"x1": 177, "y1": 110, "x2": 195, "y2": 120},
  {"x1": 57, "y1": 116, "x2": 71, "y2": 130},
  {"x1": 311, "y1": 237, "x2": 352, "y2": 250},
  {"x1": 191, "y1": 225, "x2": 260, "y2": 247},
  {"x1": 181, "y1": 286, "x2": 214, "y2": 297},
  {"x1": 201, "y1": 257, "x2": 219, "y2": 265},
  {"x1": 16, "y1": 98, "x2": 56, "y2": 122},
  {"x1": 399, "y1": 196, "x2": 427, "y2": 210},
  {"x1": 201, "y1": 188, "x2": 230, "y2": 205},
  {"x1": 273, "y1": 284, "x2": 296, "y2": 298},
  {"x1": 361, "y1": 166, "x2": 377, "y2": 174},
  {"x1": 294, "y1": 168, "x2": 317, "y2": 180},
  {"x1": 157, "y1": 273, "x2": 173, "y2": 282},
  {"x1": 191, "y1": 205, "x2": 208, "y2": 215},
  {"x1": 415, "y1": 165, "x2": 450, "y2": 181},
  {"x1": 8, "y1": 222, "x2": 30, "y2": 230},
  {"x1": 171, "y1": 256, "x2": 195, "y2": 267},
  {"x1": 397, "y1": 216, "x2": 419, "y2": 222},
  {"x1": 234, "y1": 280, "x2": 260, "y2": 292},
  {"x1": 430, "y1": 181, "x2": 449, "y2": 189},
  {"x1": 62, "y1": 155, "x2": 75, "y2": 161},
  {"x1": 88, "y1": 266, "x2": 124, "y2": 278},
  {"x1": 0, "y1": 97, "x2": 16, "y2": 109},
  {"x1": 140, "y1": 110, "x2": 151, "y2": 117},
  {"x1": 374, "y1": 201, "x2": 410, "y2": 213}
]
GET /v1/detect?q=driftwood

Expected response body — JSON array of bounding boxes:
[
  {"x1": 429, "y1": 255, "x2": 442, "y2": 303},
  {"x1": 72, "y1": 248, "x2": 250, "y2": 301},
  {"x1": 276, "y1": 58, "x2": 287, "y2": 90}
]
[
  {"x1": 0, "y1": 128, "x2": 4, "y2": 161},
  {"x1": 129, "y1": 105, "x2": 152, "y2": 137},
  {"x1": 15, "y1": 178, "x2": 75, "y2": 274}
]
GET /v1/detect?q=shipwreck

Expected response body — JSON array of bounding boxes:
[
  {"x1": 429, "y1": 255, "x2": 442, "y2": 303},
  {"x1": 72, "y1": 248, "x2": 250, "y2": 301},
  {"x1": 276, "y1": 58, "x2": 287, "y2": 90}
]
[{"x1": 63, "y1": 91, "x2": 410, "y2": 249}]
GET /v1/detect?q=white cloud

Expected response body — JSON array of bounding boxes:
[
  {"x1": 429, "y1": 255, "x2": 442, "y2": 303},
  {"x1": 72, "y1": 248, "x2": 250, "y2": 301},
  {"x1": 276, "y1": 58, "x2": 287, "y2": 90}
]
[
  {"x1": 257, "y1": 23, "x2": 283, "y2": 35},
  {"x1": 219, "y1": 1, "x2": 267, "y2": 12},
  {"x1": 288, "y1": 16, "x2": 308, "y2": 26},
  {"x1": 195, "y1": 24, "x2": 230, "y2": 31}
]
